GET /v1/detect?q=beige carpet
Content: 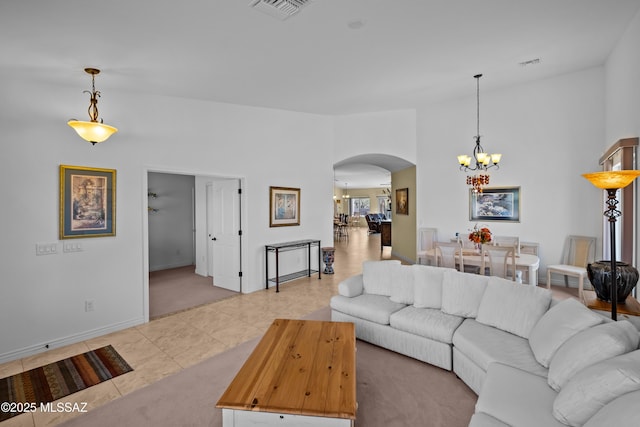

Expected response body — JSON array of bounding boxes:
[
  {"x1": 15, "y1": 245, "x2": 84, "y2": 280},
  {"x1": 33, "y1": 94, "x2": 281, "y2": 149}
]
[
  {"x1": 60, "y1": 307, "x2": 476, "y2": 427},
  {"x1": 149, "y1": 265, "x2": 238, "y2": 318}
]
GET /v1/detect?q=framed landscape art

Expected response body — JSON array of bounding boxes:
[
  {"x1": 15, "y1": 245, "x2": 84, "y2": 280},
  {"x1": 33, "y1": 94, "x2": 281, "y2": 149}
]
[
  {"x1": 469, "y1": 186, "x2": 520, "y2": 222},
  {"x1": 60, "y1": 165, "x2": 116, "y2": 238},
  {"x1": 269, "y1": 186, "x2": 300, "y2": 227}
]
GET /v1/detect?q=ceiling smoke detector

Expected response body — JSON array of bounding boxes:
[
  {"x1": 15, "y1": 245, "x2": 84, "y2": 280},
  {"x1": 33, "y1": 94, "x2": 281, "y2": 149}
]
[{"x1": 249, "y1": 0, "x2": 312, "y2": 20}]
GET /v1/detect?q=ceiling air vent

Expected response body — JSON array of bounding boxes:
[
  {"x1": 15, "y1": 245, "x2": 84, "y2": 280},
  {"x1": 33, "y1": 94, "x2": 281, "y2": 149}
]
[{"x1": 249, "y1": 0, "x2": 312, "y2": 20}]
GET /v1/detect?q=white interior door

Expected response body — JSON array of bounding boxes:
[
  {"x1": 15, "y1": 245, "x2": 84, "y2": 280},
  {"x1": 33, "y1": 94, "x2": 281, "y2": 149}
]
[{"x1": 209, "y1": 179, "x2": 241, "y2": 291}]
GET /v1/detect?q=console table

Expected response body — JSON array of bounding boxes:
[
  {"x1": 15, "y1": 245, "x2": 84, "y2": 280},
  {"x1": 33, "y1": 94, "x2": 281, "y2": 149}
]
[{"x1": 265, "y1": 239, "x2": 321, "y2": 292}]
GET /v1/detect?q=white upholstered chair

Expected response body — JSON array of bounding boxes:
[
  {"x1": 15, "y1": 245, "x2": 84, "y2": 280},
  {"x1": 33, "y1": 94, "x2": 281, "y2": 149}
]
[
  {"x1": 482, "y1": 246, "x2": 517, "y2": 281},
  {"x1": 546, "y1": 235, "x2": 596, "y2": 298},
  {"x1": 417, "y1": 227, "x2": 438, "y2": 265},
  {"x1": 435, "y1": 241, "x2": 463, "y2": 271}
]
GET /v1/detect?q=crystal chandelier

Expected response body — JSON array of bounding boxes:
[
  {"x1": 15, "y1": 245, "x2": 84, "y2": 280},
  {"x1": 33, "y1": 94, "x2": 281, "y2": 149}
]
[
  {"x1": 457, "y1": 74, "x2": 501, "y2": 193},
  {"x1": 68, "y1": 68, "x2": 118, "y2": 145}
]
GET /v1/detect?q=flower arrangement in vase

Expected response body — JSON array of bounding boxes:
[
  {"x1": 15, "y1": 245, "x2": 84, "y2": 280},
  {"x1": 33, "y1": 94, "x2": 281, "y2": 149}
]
[{"x1": 469, "y1": 224, "x2": 492, "y2": 251}]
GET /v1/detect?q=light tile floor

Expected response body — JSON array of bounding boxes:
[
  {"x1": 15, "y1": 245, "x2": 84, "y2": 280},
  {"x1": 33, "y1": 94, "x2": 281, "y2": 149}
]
[
  {"x1": 0, "y1": 228, "x2": 579, "y2": 427},
  {"x1": 1, "y1": 227, "x2": 391, "y2": 427}
]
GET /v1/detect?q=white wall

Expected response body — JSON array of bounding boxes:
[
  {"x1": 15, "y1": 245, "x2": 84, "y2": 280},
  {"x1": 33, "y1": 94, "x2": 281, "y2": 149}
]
[
  {"x1": 605, "y1": 8, "x2": 640, "y2": 145},
  {"x1": 147, "y1": 172, "x2": 195, "y2": 271},
  {"x1": 333, "y1": 109, "x2": 417, "y2": 164},
  {"x1": 416, "y1": 68, "x2": 606, "y2": 279},
  {"x1": 604, "y1": 8, "x2": 640, "y2": 269},
  {"x1": 0, "y1": 76, "x2": 333, "y2": 361}
]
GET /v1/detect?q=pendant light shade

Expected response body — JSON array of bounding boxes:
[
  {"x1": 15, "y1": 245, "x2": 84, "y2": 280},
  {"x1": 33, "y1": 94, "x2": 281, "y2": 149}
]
[
  {"x1": 68, "y1": 68, "x2": 118, "y2": 145},
  {"x1": 67, "y1": 120, "x2": 118, "y2": 144}
]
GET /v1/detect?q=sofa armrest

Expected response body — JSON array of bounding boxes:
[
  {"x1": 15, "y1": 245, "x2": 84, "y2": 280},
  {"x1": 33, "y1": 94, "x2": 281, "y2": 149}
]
[{"x1": 338, "y1": 274, "x2": 364, "y2": 297}]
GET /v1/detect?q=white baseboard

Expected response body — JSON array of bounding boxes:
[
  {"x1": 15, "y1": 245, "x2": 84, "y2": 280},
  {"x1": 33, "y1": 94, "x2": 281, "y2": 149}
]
[
  {"x1": 391, "y1": 251, "x2": 414, "y2": 265},
  {"x1": 0, "y1": 317, "x2": 145, "y2": 364},
  {"x1": 149, "y1": 261, "x2": 195, "y2": 272}
]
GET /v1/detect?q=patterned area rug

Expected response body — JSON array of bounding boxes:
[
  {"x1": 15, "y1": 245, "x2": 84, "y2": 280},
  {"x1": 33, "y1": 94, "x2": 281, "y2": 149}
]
[{"x1": 0, "y1": 345, "x2": 132, "y2": 421}]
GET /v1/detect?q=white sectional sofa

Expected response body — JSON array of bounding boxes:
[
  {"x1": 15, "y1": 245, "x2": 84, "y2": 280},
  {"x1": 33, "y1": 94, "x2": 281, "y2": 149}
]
[{"x1": 330, "y1": 260, "x2": 640, "y2": 427}]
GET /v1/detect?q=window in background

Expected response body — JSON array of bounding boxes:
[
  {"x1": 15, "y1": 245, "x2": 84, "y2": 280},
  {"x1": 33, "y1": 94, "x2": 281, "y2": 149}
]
[
  {"x1": 350, "y1": 197, "x2": 370, "y2": 216},
  {"x1": 377, "y1": 195, "x2": 391, "y2": 218}
]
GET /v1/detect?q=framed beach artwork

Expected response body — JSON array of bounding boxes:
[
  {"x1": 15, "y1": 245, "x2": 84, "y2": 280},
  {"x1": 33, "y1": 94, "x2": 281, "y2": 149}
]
[
  {"x1": 60, "y1": 165, "x2": 116, "y2": 238},
  {"x1": 269, "y1": 186, "x2": 300, "y2": 227},
  {"x1": 469, "y1": 186, "x2": 520, "y2": 222}
]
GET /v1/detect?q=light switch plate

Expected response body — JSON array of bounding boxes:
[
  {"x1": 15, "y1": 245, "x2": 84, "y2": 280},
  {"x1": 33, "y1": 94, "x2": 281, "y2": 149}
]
[{"x1": 36, "y1": 242, "x2": 58, "y2": 256}]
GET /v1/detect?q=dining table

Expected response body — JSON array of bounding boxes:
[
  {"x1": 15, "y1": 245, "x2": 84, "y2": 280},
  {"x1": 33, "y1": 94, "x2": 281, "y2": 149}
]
[{"x1": 424, "y1": 248, "x2": 540, "y2": 286}]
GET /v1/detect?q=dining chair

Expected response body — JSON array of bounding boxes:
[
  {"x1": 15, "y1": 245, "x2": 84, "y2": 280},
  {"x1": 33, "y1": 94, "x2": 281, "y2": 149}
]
[
  {"x1": 519, "y1": 241, "x2": 539, "y2": 256},
  {"x1": 482, "y1": 246, "x2": 517, "y2": 281},
  {"x1": 417, "y1": 227, "x2": 438, "y2": 265},
  {"x1": 492, "y1": 235, "x2": 521, "y2": 256},
  {"x1": 546, "y1": 235, "x2": 596, "y2": 298},
  {"x1": 492, "y1": 236, "x2": 523, "y2": 281},
  {"x1": 434, "y1": 241, "x2": 463, "y2": 271}
]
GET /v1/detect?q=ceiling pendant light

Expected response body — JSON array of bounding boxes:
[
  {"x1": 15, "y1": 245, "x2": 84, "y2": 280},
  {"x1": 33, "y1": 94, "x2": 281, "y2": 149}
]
[
  {"x1": 68, "y1": 68, "x2": 118, "y2": 145},
  {"x1": 457, "y1": 74, "x2": 501, "y2": 193}
]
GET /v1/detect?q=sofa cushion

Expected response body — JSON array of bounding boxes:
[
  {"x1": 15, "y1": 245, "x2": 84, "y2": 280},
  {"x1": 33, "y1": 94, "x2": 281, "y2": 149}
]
[
  {"x1": 338, "y1": 274, "x2": 364, "y2": 297},
  {"x1": 329, "y1": 294, "x2": 406, "y2": 325},
  {"x1": 452, "y1": 319, "x2": 548, "y2": 378},
  {"x1": 441, "y1": 270, "x2": 489, "y2": 318},
  {"x1": 475, "y1": 363, "x2": 565, "y2": 427},
  {"x1": 476, "y1": 276, "x2": 552, "y2": 339},
  {"x1": 583, "y1": 389, "x2": 640, "y2": 427},
  {"x1": 362, "y1": 260, "x2": 401, "y2": 296},
  {"x1": 413, "y1": 265, "x2": 453, "y2": 309},
  {"x1": 553, "y1": 350, "x2": 640, "y2": 426},
  {"x1": 390, "y1": 306, "x2": 464, "y2": 344},
  {"x1": 547, "y1": 320, "x2": 639, "y2": 391},
  {"x1": 389, "y1": 264, "x2": 415, "y2": 305},
  {"x1": 528, "y1": 297, "x2": 603, "y2": 368}
]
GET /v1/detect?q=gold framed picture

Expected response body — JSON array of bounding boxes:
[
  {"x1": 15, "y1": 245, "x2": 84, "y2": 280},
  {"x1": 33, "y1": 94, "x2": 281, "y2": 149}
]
[
  {"x1": 395, "y1": 188, "x2": 408, "y2": 215},
  {"x1": 60, "y1": 165, "x2": 116, "y2": 239},
  {"x1": 269, "y1": 186, "x2": 300, "y2": 227}
]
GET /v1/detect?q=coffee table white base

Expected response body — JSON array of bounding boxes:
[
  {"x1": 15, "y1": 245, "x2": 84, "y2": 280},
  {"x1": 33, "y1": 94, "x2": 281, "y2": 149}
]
[{"x1": 222, "y1": 409, "x2": 354, "y2": 426}]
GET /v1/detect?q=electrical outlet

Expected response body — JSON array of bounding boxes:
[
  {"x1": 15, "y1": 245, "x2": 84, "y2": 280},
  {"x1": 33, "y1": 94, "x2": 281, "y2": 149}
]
[{"x1": 85, "y1": 299, "x2": 95, "y2": 312}]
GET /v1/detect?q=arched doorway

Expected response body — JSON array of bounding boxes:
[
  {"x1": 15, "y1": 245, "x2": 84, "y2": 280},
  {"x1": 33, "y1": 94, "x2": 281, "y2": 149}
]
[{"x1": 334, "y1": 154, "x2": 416, "y2": 263}]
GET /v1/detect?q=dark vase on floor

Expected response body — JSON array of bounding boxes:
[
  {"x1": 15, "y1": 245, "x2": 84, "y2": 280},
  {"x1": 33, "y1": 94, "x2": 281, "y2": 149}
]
[{"x1": 586, "y1": 261, "x2": 639, "y2": 302}]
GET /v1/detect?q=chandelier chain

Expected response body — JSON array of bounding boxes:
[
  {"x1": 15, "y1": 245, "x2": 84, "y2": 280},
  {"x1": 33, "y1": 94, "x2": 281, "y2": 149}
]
[
  {"x1": 476, "y1": 74, "x2": 480, "y2": 139},
  {"x1": 83, "y1": 69, "x2": 102, "y2": 123}
]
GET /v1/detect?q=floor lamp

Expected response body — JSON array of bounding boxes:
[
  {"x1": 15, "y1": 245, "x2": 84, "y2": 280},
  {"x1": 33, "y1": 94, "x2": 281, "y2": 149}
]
[{"x1": 582, "y1": 170, "x2": 640, "y2": 320}]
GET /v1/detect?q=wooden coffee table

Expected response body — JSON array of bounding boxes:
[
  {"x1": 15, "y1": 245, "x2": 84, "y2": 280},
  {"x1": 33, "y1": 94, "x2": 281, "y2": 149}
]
[{"x1": 216, "y1": 319, "x2": 357, "y2": 426}]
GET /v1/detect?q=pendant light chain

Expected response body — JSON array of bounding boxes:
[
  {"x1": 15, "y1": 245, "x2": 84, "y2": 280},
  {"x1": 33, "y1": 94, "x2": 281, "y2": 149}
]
[
  {"x1": 476, "y1": 74, "x2": 480, "y2": 139},
  {"x1": 86, "y1": 70, "x2": 101, "y2": 123}
]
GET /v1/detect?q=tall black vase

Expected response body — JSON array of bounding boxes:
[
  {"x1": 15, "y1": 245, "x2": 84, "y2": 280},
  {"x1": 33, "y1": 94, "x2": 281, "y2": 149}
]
[{"x1": 586, "y1": 261, "x2": 639, "y2": 302}]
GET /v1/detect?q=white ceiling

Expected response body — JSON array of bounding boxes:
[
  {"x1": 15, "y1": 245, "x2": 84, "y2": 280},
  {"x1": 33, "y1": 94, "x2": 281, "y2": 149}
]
[{"x1": 3, "y1": 0, "x2": 639, "y2": 187}]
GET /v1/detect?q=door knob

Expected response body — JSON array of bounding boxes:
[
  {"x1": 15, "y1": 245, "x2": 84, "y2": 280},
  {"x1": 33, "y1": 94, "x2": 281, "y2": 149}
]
[{"x1": 212, "y1": 237, "x2": 217, "y2": 241}]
